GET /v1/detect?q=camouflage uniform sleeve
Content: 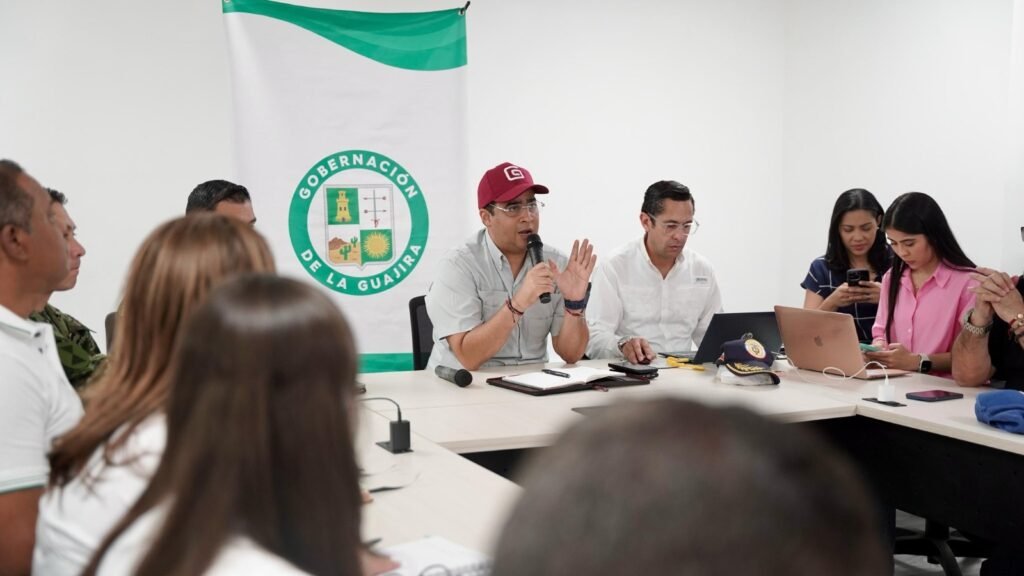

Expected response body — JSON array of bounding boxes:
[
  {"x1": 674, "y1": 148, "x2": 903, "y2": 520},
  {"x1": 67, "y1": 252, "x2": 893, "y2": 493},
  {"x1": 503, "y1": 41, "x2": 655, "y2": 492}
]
[{"x1": 31, "y1": 304, "x2": 106, "y2": 389}]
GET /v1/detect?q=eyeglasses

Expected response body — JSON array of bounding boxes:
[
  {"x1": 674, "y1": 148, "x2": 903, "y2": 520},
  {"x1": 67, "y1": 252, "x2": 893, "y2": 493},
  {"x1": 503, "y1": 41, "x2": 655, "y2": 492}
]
[
  {"x1": 647, "y1": 214, "x2": 700, "y2": 236},
  {"x1": 491, "y1": 200, "x2": 544, "y2": 217}
]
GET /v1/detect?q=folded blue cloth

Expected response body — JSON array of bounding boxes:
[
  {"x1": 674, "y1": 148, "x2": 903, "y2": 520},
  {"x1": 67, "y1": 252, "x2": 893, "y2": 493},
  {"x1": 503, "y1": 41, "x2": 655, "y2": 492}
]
[{"x1": 975, "y1": 390, "x2": 1024, "y2": 434}]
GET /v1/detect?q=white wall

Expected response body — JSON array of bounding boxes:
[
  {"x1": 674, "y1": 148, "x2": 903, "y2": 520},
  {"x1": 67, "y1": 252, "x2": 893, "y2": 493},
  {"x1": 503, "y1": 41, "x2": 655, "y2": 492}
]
[
  {"x1": 0, "y1": 0, "x2": 235, "y2": 348},
  {"x1": 1, "y1": 0, "x2": 1019, "y2": 349},
  {"x1": 465, "y1": 0, "x2": 787, "y2": 314},
  {"x1": 779, "y1": 0, "x2": 1015, "y2": 307},
  {"x1": 1006, "y1": 0, "x2": 1024, "y2": 270}
]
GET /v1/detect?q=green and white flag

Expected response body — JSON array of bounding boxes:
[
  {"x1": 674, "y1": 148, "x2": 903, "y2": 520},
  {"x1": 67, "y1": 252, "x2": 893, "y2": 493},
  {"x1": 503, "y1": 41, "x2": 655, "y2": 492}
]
[{"x1": 223, "y1": 0, "x2": 468, "y2": 371}]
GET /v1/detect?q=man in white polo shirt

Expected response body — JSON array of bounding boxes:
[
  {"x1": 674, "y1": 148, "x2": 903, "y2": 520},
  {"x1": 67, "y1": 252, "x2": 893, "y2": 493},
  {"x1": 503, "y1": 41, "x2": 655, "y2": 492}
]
[
  {"x1": 586, "y1": 180, "x2": 722, "y2": 363},
  {"x1": 0, "y1": 159, "x2": 84, "y2": 576}
]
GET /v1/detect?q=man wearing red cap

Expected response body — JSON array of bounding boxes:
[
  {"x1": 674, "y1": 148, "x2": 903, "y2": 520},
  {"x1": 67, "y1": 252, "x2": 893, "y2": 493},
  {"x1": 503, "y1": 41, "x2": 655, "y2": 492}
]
[{"x1": 425, "y1": 162, "x2": 596, "y2": 371}]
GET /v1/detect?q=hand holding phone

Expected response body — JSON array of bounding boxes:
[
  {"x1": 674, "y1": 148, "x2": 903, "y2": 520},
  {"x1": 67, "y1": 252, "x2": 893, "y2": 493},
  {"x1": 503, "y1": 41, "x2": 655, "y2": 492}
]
[{"x1": 847, "y1": 268, "x2": 869, "y2": 287}]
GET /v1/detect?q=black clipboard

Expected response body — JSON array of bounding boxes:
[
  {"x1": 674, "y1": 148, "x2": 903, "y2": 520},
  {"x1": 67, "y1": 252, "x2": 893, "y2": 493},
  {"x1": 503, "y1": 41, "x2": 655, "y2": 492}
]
[{"x1": 486, "y1": 374, "x2": 650, "y2": 396}]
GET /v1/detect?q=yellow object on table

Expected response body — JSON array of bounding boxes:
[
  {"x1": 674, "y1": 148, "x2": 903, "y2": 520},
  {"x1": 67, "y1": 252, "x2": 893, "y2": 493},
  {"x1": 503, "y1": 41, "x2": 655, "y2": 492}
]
[{"x1": 664, "y1": 356, "x2": 705, "y2": 371}]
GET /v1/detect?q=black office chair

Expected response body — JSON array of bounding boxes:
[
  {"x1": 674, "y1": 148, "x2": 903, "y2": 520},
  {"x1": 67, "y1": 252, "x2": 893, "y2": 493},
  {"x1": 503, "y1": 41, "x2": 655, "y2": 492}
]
[
  {"x1": 104, "y1": 311, "x2": 117, "y2": 351},
  {"x1": 893, "y1": 517, "x2": 992, "y2": 576},
  {"x1": 408, "y1": 295, "x2": 434, "y2": 371}
]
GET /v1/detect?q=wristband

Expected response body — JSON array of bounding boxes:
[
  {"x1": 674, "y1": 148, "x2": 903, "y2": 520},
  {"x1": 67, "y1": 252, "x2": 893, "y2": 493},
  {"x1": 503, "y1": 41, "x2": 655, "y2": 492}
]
[{"x1": 564, "y1": 282, "x2": 591, "y2": 311}]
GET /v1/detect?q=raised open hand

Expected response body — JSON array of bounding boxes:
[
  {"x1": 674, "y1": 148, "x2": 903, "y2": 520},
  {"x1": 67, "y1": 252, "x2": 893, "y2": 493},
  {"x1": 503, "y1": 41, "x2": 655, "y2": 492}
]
[{"x1": 551, "y1": 239, "x2": 596, "y2": 302}]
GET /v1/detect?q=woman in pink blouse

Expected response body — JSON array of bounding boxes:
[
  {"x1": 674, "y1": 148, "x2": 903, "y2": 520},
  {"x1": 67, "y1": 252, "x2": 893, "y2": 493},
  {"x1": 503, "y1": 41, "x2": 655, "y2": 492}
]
[{"x1": 866, "y1": 192, "x2": 976, "y2": 377}]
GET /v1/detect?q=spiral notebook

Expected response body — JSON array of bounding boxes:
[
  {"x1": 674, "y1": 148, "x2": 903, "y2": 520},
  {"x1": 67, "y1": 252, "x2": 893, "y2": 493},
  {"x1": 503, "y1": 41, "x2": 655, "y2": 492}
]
[{"x1": 381, "y1": 536, "x2": 491, "y2": 576}]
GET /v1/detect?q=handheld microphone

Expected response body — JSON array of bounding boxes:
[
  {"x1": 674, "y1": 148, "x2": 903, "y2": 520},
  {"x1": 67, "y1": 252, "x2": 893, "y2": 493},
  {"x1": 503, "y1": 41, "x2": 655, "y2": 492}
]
[
  {"x1": 435, "y1": 365, "x2": 472, "y2": 387},
  {"x1": 526, "y1": 233, "x2": 551, "y2": 304},
  {"x1": 360, "y1": 397, "x2": 411, "y2": 453}
]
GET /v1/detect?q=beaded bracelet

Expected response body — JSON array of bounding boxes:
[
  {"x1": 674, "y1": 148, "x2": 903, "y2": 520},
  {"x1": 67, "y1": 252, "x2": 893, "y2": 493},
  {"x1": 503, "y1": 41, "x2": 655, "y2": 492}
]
[
  {"x1": 1011, "y1": 314, "x2": 1024, "y2": 332},
  {"x1": 506, "y1": 297, "x2": 524, "y2": 322}
]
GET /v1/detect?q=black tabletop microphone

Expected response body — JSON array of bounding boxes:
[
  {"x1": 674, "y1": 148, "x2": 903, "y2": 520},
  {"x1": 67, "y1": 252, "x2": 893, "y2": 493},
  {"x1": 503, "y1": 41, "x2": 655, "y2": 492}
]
[
  {"x1": 526, "y1": 233, "x2": 551, "y2": 304},
  {"x1": 435, "y1": 365, "x2": 472, "y2": 387}
]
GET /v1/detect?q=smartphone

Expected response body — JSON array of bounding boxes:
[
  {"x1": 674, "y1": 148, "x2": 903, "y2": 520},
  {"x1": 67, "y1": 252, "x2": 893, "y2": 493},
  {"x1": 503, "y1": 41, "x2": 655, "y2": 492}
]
[
  {"x1": 608, "y1": 362, "x2": 660, "y2": 377},
  {"x1": 859, "y1": 342, "x2": 881, "y2": 353},
  {"x1": 847, "y1": 268, "x2": 869, "y2": 287},
  {"x1": 906, "y1": 390, "x2": 964, "y2": 402}
]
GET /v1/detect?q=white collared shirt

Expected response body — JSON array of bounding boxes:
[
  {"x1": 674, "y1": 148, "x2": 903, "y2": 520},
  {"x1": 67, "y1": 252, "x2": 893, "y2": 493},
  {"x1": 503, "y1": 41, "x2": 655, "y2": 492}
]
[
  {"x1": 0, "y1": 303, "x2": 83, "y2": 494},
  {"x1": 586, "y1": 237, "x2": 723, "y2": 359}
]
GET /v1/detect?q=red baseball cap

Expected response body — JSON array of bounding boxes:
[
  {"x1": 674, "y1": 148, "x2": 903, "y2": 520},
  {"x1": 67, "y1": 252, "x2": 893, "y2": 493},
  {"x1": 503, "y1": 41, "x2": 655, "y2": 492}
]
[{"x1": 477, "y1": 162, "x2": 549, "y2": 209}]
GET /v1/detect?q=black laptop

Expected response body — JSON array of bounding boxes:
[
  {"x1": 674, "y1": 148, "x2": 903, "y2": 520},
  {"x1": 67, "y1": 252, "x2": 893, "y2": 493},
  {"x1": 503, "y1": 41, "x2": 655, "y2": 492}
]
[{"x1": 660, "y1": 311, "x2": 782, "y2": 364}]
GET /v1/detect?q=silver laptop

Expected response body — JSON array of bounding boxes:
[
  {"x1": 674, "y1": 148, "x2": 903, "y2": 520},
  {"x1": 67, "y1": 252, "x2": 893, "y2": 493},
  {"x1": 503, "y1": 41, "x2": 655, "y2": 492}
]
[{"x1": 774, "y1": 305, "x2": 908, "y2": 380}]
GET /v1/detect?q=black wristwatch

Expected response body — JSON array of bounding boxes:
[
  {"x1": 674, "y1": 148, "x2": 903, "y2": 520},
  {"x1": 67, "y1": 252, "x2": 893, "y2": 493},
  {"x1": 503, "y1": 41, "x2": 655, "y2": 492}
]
[{"x1": 918, "y1": 354, "x2": 933, "y2": 374}]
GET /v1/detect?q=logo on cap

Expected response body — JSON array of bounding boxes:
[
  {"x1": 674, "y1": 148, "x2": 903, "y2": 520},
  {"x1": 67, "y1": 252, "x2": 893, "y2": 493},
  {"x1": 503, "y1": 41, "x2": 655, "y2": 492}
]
[
  {"x1": 744, "y1": 339, "x2": 767, "y2": 360},
  {"x1": 503, "y1": 165, "x2": 525, "y2": 181}
]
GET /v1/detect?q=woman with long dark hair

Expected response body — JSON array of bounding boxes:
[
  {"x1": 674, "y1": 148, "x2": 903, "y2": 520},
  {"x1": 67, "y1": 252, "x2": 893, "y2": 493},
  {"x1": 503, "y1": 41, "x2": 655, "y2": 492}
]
[
  {"x1": 801, "y1": 189, "x2": 891, "y2": 342},
  {"x1": 85, "y1": 275, "x2": 365, "y2": 575},
  {"x1": 866, "y1": 192, "x2": 976, "y2": 376}
]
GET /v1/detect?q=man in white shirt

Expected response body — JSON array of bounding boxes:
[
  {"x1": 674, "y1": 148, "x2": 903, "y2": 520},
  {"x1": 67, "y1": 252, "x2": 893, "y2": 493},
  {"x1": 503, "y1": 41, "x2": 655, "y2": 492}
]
[
  {"x1": 586, "y1": 180, "x2": 722, "y2": 363},
  {"x1": 0, "y1": 159, "x2": 84, "y2": 576}
]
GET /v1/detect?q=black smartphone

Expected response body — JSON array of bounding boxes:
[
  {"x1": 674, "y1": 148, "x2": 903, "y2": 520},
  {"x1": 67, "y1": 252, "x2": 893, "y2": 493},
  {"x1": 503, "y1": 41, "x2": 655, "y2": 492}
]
[
  {"x1": 608, "y1": 362, "x2": 659, "y2": 377},
  {"x1": 847, "y1": 268, "x2": 869, "y2": 287},
  {"x1": 906, "y1": 390, "x2": 964, "y2": 402}
]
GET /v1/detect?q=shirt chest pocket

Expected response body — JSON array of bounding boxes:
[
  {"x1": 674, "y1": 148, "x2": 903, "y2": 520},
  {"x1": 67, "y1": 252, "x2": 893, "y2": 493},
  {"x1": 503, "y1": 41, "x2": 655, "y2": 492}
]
[
  {"x1": 619, "y1": 283, "x2": 664, "y2": 324},
  {"x1": 517, "y1": 299, "x2": 554, "y2": 348},
  {"x1": 667, "y1": 285, "x2": 711, "y2": 320},
  {"x1": 480, "y1": 290, "x2": 508, "y2": 320}
]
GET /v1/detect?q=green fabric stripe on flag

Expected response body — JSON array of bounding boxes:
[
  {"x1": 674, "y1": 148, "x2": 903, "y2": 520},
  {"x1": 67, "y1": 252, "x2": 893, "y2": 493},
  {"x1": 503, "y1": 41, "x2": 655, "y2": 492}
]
[
  {"x1": 223, "y1": 0, "x2": 467, "y2": 71},
  {"x1": 359, "y1": 353, "x2": 414, "y2": 373}
]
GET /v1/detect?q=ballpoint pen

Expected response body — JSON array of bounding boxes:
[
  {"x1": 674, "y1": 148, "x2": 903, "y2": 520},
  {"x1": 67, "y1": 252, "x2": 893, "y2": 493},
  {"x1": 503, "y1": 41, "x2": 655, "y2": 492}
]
[{"x1": 542, "y1": 369, "x2": 571, "y2": 378}]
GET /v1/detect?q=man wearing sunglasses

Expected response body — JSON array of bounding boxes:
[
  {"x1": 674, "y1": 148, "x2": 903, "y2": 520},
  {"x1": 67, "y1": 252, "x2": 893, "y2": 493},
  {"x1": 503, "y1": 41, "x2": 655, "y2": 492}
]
[
  {"x1": 425, "y1": 162, "x2": 596, "y2": 371},
  {"x1": 586, "y1": 180, "x2": 722, "y2": 363}
]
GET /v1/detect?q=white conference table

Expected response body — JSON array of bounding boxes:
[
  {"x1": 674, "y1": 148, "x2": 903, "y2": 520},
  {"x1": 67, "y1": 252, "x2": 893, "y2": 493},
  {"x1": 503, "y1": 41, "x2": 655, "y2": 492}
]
[
  {"x1": 358, "y1": 409, "x2": 519, "y2": 552},
  {"x1": 359, "y1": 359, "x2": 1024, "y2": 550},
  {"x1": 776, "y1": 367, "x2": 1024, "y2": 456},
  {"x1": 361, "y1": 359, "x2": 1024, "y2": 455},
  {"x1": 361, "y1": 359, "x2": 857, "y2": 453}
]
